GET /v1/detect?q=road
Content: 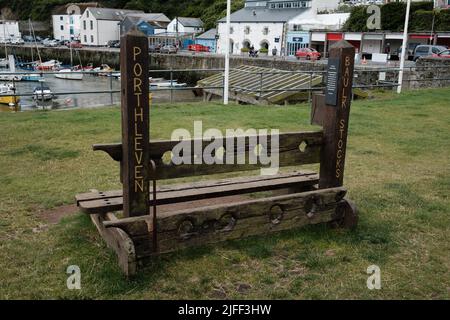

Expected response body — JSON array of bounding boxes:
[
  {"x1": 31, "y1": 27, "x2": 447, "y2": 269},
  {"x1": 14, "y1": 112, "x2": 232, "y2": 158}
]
[{"x1": 8, "y1": 43, "x2": 416, "y2": 69}]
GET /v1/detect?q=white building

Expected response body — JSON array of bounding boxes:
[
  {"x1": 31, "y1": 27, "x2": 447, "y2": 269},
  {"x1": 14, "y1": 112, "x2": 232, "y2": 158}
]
[
  {"x1": 167, "y1": 17, "x2": 204, "y2": 34},
  {"x1": 52, "y1": 2, "x2": 100, "y2": 41},
  {"x1": 80, "y1": 7, "x2": 143, "y2": 46},
  {"x1": 216, "y1": 0, "x2": 344, "y2": 56},
  {"x1": 0, "y1": 21, "x2": 21, "y2": 41}
]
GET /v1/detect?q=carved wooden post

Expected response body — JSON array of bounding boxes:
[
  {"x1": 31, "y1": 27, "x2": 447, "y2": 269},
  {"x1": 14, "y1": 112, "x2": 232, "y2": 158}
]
[
  {"x1": 120, "y1": 30, "x2": 150, "y2": 217},
  {"x1": 311, "y1": 40, "x2": 355, "y2": 189}
]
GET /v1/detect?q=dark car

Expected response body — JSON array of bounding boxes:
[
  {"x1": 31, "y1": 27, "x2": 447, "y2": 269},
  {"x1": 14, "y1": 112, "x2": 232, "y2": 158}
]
[
  {"x1": 149, "y1": 44, "x2": 162, "y2": 53},
  {"x1": 107, "y1": 40, "x2": 120, "y2": 48},
  {"x1": 59, "y1": 40, "x2": 70, "y2": 46}
]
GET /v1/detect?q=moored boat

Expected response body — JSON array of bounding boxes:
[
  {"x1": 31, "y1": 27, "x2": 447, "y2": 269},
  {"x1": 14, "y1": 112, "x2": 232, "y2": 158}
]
[
  {"x1": 36, "y1": 60, "x2": 62, "y2": 71},
  {"x1": 0, "y1": 83, "x2": 20, "y2": 105},
  {"x1": 55, "y1": 68, "x2": 84, "y2": 80},
  {"x1": 33, "y1": 84, "x2": 54, "y2": 101}
]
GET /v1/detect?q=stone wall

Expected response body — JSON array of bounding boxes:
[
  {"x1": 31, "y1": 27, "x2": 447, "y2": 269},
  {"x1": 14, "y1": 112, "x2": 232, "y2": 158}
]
[{"x1": 411, "y1": 57, "x2": 450, "y2": 89}]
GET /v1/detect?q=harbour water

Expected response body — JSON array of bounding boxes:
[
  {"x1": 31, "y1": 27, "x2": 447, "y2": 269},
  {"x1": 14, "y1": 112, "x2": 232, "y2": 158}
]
[{"x1": 0, "y1": 72, "x2": 201, "y2": 112}]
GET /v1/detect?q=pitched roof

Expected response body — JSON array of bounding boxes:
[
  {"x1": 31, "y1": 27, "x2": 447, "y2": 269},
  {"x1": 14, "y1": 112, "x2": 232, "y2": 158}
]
[
  {"x1": 87, "y1": 7, "x2": 143, "y2": 21},
  {"x1": 52, "y1": 2, "x2": 101, "y2": 15},
  {"x1": 176, "y1": 17, "x2": 203, "y2": 27},
  {"x1": 121, "y1": 14, "x2": 169, "y2": 33},
  {"x1": 197, "y1": 28, "x2": 217, "y2": 39},
  {"x1": 125, "y1": 13, "x2": 171, "y2": 23},
  {"x1": 218, "y1": 7, "x2": 307, "y2": 23}
]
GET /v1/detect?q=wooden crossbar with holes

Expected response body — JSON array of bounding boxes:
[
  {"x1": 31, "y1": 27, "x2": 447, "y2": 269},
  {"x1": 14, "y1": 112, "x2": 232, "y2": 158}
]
[{"x1": 74, "y1": 34, "x2": 359, "y2": 276}]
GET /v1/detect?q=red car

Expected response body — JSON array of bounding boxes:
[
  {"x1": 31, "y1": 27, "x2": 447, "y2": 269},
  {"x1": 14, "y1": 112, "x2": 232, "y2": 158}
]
[
  {"x1": 295, "y1": 48, "x2": 321, "y2": 60},
  {"x1": 188, "y1": 44, "x2": 210, "y2": 52},
  {"x1": 67, "y1": 41, "x2": 83, "y2": 48},
  {"x1": 432, "y1": 49, "x2": 450, "y2": 59}
]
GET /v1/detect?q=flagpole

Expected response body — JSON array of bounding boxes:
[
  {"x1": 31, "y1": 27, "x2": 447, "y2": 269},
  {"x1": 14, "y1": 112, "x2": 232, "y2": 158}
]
[
  {"x1": 224, "y1": 0, "x2": 231, "y2": 105},
  {"x1": 397, "y1": 0, "x2": 411, "y2": 94}
]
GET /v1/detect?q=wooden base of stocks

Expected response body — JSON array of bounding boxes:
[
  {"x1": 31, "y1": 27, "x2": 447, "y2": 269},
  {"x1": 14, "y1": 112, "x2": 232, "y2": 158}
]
[{"x1": 86, "y1": 187, "x2": 357, "y2": 276}]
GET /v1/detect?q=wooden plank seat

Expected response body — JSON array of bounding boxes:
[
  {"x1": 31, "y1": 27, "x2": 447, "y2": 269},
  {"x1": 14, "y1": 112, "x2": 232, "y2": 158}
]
[{"x1": 76, "y1": 170, "x2": 320, "y2": 214}]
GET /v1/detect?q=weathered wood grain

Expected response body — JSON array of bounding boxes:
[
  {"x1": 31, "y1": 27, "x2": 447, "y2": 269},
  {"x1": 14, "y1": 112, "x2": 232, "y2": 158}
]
[
  {"x1": 76, "y1": 171, "x2": 319, "y2": 214},
  {"x1": 120, "y1": 30, "x2": 150, "y2": 217},
  {"x1": 92, "y1": 131, "x2": 323, "y2": 180},
  {"x1": 101, "y1": 187, "x2": 346, "y2": 254},
  {"x1": 90, "y1": 213, "x2": 137, "y2": 276}
]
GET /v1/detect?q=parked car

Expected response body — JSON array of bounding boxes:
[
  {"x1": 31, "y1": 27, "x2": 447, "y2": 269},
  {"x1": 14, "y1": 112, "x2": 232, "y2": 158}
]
[
  {"x1": 43, "y1": 39, "x2": 59, "y2": 47},
  {"x1": 160, "y1": 45, "x2": 178, "y2": 54},
  {"x1": 106, "y1": 40, "x2": 120, "y2": 48},
  {"x1": 432, "y1": 49, "x2": 450, "y2": 59},
  {"x1": 295, "y1": 47, "x2": 321, "y2": 60},
  {"x1": 188, "y1": 44, "x2": 209, "y2": 52},
  {"x1": 67, "y1": 41, "x2": 83, "y2": 48},
  {"x1": 59, "y1": 40, "x2": 70, "y2": 46},
  {"x1": 10, "y1": 38, "x2": 25, "y2": 45},
  {"x1": 23, "y1": 35, "x2": 34, "y2": 42},
  {"x1": 149, "y1": 44, "x2": 162, "y2": 53},
  {"x1": 413, "y1": 45, "x2": 447, "y2": 61}
]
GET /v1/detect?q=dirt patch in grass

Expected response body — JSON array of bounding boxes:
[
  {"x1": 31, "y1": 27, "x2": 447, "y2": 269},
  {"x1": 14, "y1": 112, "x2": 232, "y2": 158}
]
[{"x1": 39, "y1": 204, "x2": 79, "y2": 224}]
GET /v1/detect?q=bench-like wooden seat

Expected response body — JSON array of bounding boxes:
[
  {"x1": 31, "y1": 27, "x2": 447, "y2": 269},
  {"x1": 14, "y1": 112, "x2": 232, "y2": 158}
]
[{"x1": 76, "y1": 170, "x2": 319, "y2": 214}]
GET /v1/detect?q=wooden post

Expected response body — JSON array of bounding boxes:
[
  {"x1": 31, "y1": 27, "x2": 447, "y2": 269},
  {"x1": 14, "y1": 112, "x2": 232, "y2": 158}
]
[
  {"x1": 311, "y1": 40, "x2": 355, "y2": 189},
  {"x1": 120, "y1": 30, "x2": 150, "y2": 217}
]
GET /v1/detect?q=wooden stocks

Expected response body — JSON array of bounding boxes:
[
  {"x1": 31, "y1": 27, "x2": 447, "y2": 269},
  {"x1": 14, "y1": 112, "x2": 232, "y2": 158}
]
[
  {"x1": 120, "y1": 30, "x2": 150, "y2": 217},
  {"x1": 312, "y1": 40, "x2": 355, "y2": 189}
]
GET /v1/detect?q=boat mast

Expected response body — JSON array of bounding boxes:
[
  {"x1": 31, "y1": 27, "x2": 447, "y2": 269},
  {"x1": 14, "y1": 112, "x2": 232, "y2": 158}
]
[
  {"x1": 2, "y1": 16, "x2": 7, "y2": 58},
  {"x1": 28, "y1": 18, "x2": 34, "y2": 62},
  {"x1": 30, "y1": 19, "x2": 42, "y2": 64}
]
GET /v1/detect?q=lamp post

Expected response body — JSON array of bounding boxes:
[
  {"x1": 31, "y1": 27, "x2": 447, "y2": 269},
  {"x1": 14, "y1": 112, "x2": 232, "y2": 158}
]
[
  {"x1": 397, "y1": 0, "x2": 411, "y2": 94},
  {"x1": 224, "y1": 0, "x2": 231, "y2": 105}
]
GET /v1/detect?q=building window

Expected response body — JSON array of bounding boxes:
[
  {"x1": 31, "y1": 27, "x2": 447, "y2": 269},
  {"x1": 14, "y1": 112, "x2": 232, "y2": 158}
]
[
  {"x1": 230, "y1": 26, "x2": 234, "y2": 34},
  {"x1": 84, "y1": 35, "x2": 87, "y2": 42},
  {"x1": 87, "y1": 11, "x2": 89, "y2": 18},
  {"x1": 244, "y1": 26, "x2": 250, "y2": 34},
  {"x1": 60, "y1": 25, "x2": 64, "y2": 31},
  {"x1": 90, "y1": 20, "x2": 93, "y2": 30},
  {"x1": 263, "y1": 27, "x2": 269, "y2": 35},
  {"x1": 83, "y1": 20, "x2": 86, "y2": 30},
  {"x1": 60, "y1": 16, "x2": 63, "y2": 21},
  {"x1": 91, "y1": 35, "x2": 94, "y2": 43}
]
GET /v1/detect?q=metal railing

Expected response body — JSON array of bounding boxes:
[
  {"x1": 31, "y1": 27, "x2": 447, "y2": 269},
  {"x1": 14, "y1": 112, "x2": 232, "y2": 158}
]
[{"x1": 0, "y1": 65, "x2": 448, "y2": 108}]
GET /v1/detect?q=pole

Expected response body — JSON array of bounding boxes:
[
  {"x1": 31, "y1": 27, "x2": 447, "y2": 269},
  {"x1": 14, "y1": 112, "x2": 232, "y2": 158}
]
[
  {"x1": 224, "y1": 0, "x2": 231, "y2": 105},
  {"x1": 397, "y1": 0, "x2": 411, "y2": 94}
]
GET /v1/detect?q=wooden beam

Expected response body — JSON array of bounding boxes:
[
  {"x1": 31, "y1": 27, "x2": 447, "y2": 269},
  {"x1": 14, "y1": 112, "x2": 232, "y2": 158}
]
[
  {"x1": 313, "y1": 40, "x2": 355, "y2": 189},
  {"x1": 120, "y1": 30, "x2": 150, "y2": 217}
]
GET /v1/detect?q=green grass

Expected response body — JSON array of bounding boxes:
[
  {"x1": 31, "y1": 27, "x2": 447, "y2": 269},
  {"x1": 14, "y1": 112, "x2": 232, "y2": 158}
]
[{"x1": 0, "y1": 88, "x2": 449, "y2": 299}]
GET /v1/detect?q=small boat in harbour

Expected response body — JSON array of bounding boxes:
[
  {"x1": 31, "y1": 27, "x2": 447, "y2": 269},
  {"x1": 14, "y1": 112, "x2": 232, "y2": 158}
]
[
  {"x1": 0, "y1": 55, "x2": 23, "y2": 81},
  {"x1": 21, "y1": 73, "x2": 42, "y2": 82},
  {"x1": 0, "y1": 83, "x2": 20, "y2": 105},
  {"x1": 33, "y1": 84, "x2": 54, "y2": 101},
  {"x1": 150, "y1": 79, "x2": 187, "y2": 88},
  {"x1": 55, "y1": 68, "x2": 83, "y2": 80},
  {"x1": 54, "y1": 44, "x2": 84, "y2": 80},
  {"x1": 93, "y1": 64, "x2": 114, "y2": 76},
  {"x1": 36, "y1": 60, "x2": 62, "y2": 71}
]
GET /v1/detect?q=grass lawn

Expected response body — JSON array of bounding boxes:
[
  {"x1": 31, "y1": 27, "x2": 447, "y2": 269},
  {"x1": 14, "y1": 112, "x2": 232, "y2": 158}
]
[{"x1": 0, "y1": 88, "x2": 449, "y2": 299}]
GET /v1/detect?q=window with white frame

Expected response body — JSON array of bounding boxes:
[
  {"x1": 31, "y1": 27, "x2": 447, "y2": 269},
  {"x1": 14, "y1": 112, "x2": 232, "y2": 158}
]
[
  {"x1": 230, "y1": 26, "x2": 234, "y2": 34},
  {"x1": 244, "y1": 26, "x2": 250, "y2": 34},
  {"x1": 263, "y1": 27, "x2": 269, "y2": 35}
]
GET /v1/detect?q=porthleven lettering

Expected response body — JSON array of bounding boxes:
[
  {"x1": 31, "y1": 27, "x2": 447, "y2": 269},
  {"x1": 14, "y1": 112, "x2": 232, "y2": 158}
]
[{"x1": 120, "y1": 31, "x2": 150, "y2": 217}]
